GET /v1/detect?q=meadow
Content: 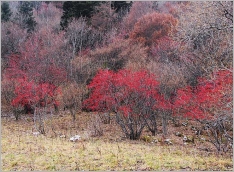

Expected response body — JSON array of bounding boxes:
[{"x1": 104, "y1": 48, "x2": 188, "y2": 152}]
[{"x1": 1, "y1": 112, "x2": 233, "y2": 171}]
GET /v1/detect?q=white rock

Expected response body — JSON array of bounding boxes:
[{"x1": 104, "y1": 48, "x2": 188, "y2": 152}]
[
  {"x1": 183, "y1": 136, "x2": 187, "y2": 141},
  {"x1": 164, "y1": 139, "x2": 173, "y2": 145},
  {"x1": 32, "y1": 132, "x2": 40, "y2": 136},
  {"x1": 200, "y1": 137, "x2": 206, "y2": 141},
  {"x1": 70, "y1": 135, "x2": 81, "y2": 142},
  {"x1": 60, "y1": 135, "x2": 66, "y2": 138},
  {"x1": 175, "y1": 132, "x2": 183, "y2": 137}
]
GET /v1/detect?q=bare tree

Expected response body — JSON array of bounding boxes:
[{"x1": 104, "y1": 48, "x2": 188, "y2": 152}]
[
  {"x1": 1, "y1": 22, "x2": 27, "y2": 71},
  {"x1": 91, "y1": 2, "x2": 117, "y2": 32},
  {"x1": 176, "y1": 1, "x2": 233, "y2": 75},
  {"x1": 121, "y1": 1, "x2": 158, "y2": 33},
  {"x1": 61, "y1": 82, "x2": 84, "y2": 121}
]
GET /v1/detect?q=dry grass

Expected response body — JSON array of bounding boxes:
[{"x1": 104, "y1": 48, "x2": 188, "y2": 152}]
[{"x1": 1, "y1": 112, "x2": 233, "y2": 171}]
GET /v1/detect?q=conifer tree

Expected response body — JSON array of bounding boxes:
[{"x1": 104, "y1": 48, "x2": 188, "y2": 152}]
[
  {"x1": 17, "y1": 1, "x2": 37, "y2": 33},
  {"x1": 1, "y1": 2, "x2": 12, "y2": 22}
]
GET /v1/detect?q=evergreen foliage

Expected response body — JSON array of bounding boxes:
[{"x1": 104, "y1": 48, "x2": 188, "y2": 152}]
[
  {"x1": 18, "y1": 1, "x2": 37, "y2": 33},
  {"x1": 111, "y1": 1, "x2": 132, "y2": 12},
  {"x1": 60, "y1": 1, "x2": 132, "y2": 29},
  {"x1": 1, "y1": 2, "x2": 12, "y2": 22},
  {"x1": 60, "y1": 1, "x2": 100, "y2": 29}
]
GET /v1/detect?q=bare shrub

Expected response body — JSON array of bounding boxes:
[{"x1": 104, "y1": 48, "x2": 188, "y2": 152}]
[
  {"x1": 34, "y1": 2, "x2": 63, "y2": 31},
  {"x1": 61, "y1": 82, "x2": 85, "y2": 121},
  {"x1": 176, "y1": 1, "x2": 233, "y2": 74},
  {"x1": 98, "y1": 112, "x2": 111, "y2": 124},
  {"x1": 122, "y1": 1, "x2": 158, "y2": 33},
  {"x1": 147, "y1": 61, "x2": 187, "y2": 136},
  {"x1": 72, "y1": 39, "x2": 148, "y2": 85},
  {"x1": 129, "y1": 12, "x2": 178, "y2": 47},
  {"x1": 1, "y1": 22, "x2": 27, "y2": 70},
  {"x1": 91, "y1": 2, "x2": 118, "y2": 32},
  {"x1": 200, "y1": 118, "x2": 233, "y2": 153},
  {"x1": 87, "y1": 114, "x2": 103, "y2": 137}
]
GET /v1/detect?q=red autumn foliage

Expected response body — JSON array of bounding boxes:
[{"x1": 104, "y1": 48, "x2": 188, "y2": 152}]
[
  {"x1": 173, "y1": 69, "x2": 233, "y2": 120},
  {"x1": 83, "y1": 69, "x2": 168, "y2": 113},
  {"x1": 4, "y1": 33, "x2": 67, "y2": 113},
  {"x1": 83, "y1": 69, "x2": 170, "y2": 139},
  {"x1": 6, "y1": 34, "x2": 67, "y2": 85},
  {"x1": 11, "y1": 77, "x2": 60, "y2": 110},
  {"x1": 84, "y1": 69, "x2": 232, "y2": 138}
]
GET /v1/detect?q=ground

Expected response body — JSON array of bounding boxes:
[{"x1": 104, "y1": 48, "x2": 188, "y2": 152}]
[{"x1": 1, "y1": 111, "x2": 233, "y2": 171}]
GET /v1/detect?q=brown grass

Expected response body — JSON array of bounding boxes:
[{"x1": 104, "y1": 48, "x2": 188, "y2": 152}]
[{"x1": 1, "y1": 112, "x2": 233, "y2": 171}]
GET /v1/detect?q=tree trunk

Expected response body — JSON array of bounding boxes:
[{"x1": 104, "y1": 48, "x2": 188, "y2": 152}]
[
  {"x1": 151, "y1": 130, "x2": 156, "y2": 136},
  {"x1": 162, "y1": 115, "x2": 168, "y2": 136}
]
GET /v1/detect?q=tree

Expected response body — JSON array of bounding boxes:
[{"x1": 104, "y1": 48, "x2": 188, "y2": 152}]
[
  {"x1": 65, "y1": 17, "x2": 92, "y2": 58},
  {"x1": 111, "y1": 1, "x2": 132, "y2": 13},
  {"x1": 60, "y1": 1, "x2": 100, "y2": 29},
  {"x1": 173, "y1": 69, "x2": 233, "y2": 152},
  {"x1": 10, "y1": 77, "x2": 60, "y2": 121},
  {"x1": 60, "y1": 1, "x2": 131, "y2": 30},
  {"x1": 147, "y1": 36, "x2": 187, "y2": 134},
  {"x1": 1, "y1": 22, "x2": 27, "y2": 71},
  {"x1": 121, "y1": 1, "x2": 158, "y2": 34},
  {"x1": 61, "y1": 82, "x2": 84, "y2": 121},
  {"x1": 4, "y1": 30, "x2": 67, "y2": 120},
  {"x1": 1, "y1": 1, "x2": 12, "y2": 22},
  {"x1": 150, "y1": 37, "x2": 181, "y2": 64},
  {"x1": 176, "y1": 1, "x2": 233, "y2": 75},
  {"x1": 16, "y1": 1, "x2": 37, "y2": 33},
  {"x1": 91, "y1": 2, "x2": 117, "y2": 32},
  {"x1": 154, "y1": 63, "x2": 185, "y2": 135},
  {"x1": 129, "y1": 12, "x2": 178, "y2": 47},
  {"x1": 34, "y1": 2, "x2": 63, "y2": 32},
  {"x1": 83, "y1": 69, "x2": 170, "y2": 139},
  {"x1": 71, "y1": 38, "x2": 148, "y2": 86}
]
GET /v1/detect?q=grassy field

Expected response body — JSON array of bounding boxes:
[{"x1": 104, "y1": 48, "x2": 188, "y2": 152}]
[{"x1": 1, "y1": 112, "x2": 233, "y2": 171}]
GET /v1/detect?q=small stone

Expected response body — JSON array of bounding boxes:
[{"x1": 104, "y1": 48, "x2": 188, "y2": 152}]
[
  {"x1": 200, "y1": 137, "x2": 206, "y2": 141},
  {"x1": 175, "y1": 132, "x2": 183, "y2": 137},
  {"x1": 60, "y1": 135, "x2": 66, "y2": 138},
  {"x1": 183, "y1": 135, "x2": 194, "y2": 143},
  {"x1": 70, "y1": 135, "x2": 81, "y2": 142},
  {"x1": 164, "y1": 139, "x2": 173, "y2": 145},
  {"x1": 32, "y1": 132, "x2": 40, "y2": 136},
  {"x1": 182, "y1": 122, "x2": 188, "y2": 126},
  {"x1": 183, "y1": 136, "x2": 188, "y2": 142}
]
